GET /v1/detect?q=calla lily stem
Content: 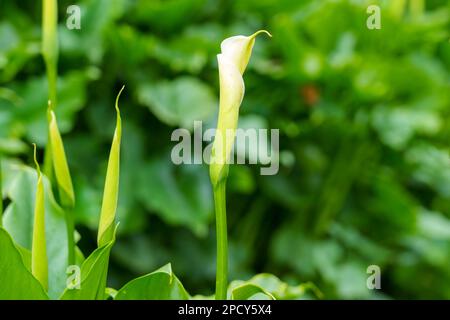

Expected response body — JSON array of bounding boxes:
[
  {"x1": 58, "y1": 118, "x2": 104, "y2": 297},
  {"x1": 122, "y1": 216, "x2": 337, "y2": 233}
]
[{"x1": 214, "y1": 180, "x2": 228, "y2": 300}]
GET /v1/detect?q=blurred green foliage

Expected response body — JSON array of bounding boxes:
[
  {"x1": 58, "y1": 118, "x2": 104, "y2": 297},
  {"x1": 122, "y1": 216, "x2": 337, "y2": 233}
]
[{"x1": 0, "y1": 0, "x2": 449, "y2": 299}]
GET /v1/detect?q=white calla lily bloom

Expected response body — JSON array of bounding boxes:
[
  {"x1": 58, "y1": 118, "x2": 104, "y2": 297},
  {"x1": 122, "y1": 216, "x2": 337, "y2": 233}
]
[{"x1": 210, "y1": 30, "x2": 271, "y2": 186}]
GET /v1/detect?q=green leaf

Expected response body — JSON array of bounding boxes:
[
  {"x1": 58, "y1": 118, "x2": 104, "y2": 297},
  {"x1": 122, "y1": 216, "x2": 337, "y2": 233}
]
[
  {"x1": 59, "y1": 0, "x2": 123, "y2": 64},
  {"x1": 405, "y1": 144, "x2": 450, "y2": 198},
  {"x1": 229, "y1": 283, "x2": 274, "y2": 300},
  {"x1": 371, "y1": 105, "x2": 442, "y2": 150},
  {"x1": 228, "y1": 274, "x2": 322, "y2": 300},
  {"x1": 137, "y1": 154, "x2": 213, "y2": 236},
  {"x1": 0, "y1": 72, "x2": 90, "y2": 146},
  {"x1": 2, "y1": 160, "x2": 69, "y2": 299},
  {"x1": 0, "y1": 227, "x2": 49, "y2": 300},
  {"x1": 0, "y1": 137, "x2": 28, "y2": 155},
  {"x1": 137, "y1": 76, "x2": 216, "y2": 129},
  {"x1": 131, "y1": 0, "x2": 207, "y2": 32},
  {"x1": 115, "y1": 263, "x2": 190, "y2": 300},
  {"x1": 60, "y1": 225, "x2": 118, "y2": 300},
  {"x1": 49, "y1": 109, "x2": 75, "y2": 208},
  {"x1": 418, "y1": 209, "x2": 450, "y2": 240},
  {"x1": 31, "y1": 144, "x2": 48, "y2": 291},
  {"x1": 97, "y1": 86, "x2": 124, "y2": 247}
]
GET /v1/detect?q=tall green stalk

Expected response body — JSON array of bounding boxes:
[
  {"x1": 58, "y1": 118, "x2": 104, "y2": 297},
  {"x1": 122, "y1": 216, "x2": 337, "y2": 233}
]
[
  {"x1": 42, "y1": 0, "x2": 58, "y2": 179},
  {"x1": 42, "y1": 0, "x2": 77, "y2": 266},
  {"x1": 213, "y1": 181, "x2": 228, "y2": 300}
]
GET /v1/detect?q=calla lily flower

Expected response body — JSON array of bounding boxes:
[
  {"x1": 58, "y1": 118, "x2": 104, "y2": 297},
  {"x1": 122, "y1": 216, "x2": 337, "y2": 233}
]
[
  {"x1": 209, "y1": 30, "x2": 271, "y2": 300},
  {"x1": 210, "y1": 30, "x2": 271, "y2": 187}
]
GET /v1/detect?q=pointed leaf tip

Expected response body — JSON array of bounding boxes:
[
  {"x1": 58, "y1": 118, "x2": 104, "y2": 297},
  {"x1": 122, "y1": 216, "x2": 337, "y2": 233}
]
[
  {"x1": 115, "y1": 85, "x2": 125, "y2": 114},
  {"x1": 250, "y1": 30, "x2": 272, "y2": 39},
  {"x1": 32, "y1": 143, "x2": 41, "y2": 176}
]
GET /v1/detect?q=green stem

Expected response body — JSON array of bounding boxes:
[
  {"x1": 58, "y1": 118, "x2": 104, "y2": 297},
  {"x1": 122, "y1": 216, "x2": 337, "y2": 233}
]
[
  {"x1": 46, "y1": 64, "x2": 57, "y2": 108},
  {"x1": 65, "y1": 208, "x2": 75, "y2": 266},
  {"x1": 214, "y1": 181, "x2": 228, "y2": 300}
]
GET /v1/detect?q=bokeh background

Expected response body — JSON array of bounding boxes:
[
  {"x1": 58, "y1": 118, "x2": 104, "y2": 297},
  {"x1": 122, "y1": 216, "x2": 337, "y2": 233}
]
[{"x1": 0, "y1": 0, "x2": 449, "y2": 299}]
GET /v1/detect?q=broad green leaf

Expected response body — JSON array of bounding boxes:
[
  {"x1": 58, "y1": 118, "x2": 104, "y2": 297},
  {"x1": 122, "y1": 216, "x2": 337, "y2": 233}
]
[
  {"x1": 371, "y1": 105, "x2": 442, "y2": 150},
  {"x1": 0, "y1": 72, "x2": 91, "y2": 146},
  {"x1": 191, "y1": 294, "x2": 214, "y2": 300},
  {"x1": 97, "y1": 86, "x2": 124, "y2": 247},
  {"x1": 59, "y1": 0, "x2": 123, "y2": 64},
  {"x1": 0, "y1": 137, "x2": 28, "y2": 155},
  {"x1": 137, "y1": 76, "x2": 216, "y2": 129},
  {"x1": 228, "y1": 274, "x2": 322, "y2": 300},
  {"x1": 145, "y1": 27, "x2": 218, "y2": 73},
  {"x1": 229, "y1": 283, "x2": 274, "y2": 300},
  {"x1": 405, "y1": 144, "x2": 450, "y2": 198},
  {"x1": 49, "y1": 108, "x2": 75, "y2": 208},
  {"x1": 2, "y1": 160, "x2": 69, "y2": 299},
  {"x1": 418, "y1": 209, "x2": 450, "y2": 241},
  {"x1": 31, "y1": 144, "x2": 48, "y2": 290},
  {"x1": 247, "y1": 274, "x2": 323, "y2": 300},
  {"x1": 0, "y1": 227, "x2": 49, "y2": 300},
  {"x1": 115, "y1": 263, "x2": 190, "y2": 300},
  {"x1": 137, "y1": 154, "x2": 213, "y2": 236},
  {"x1": 131, "y1": 0, "x2": 207, "y2": 32},
  {"x1": 60, "y1": 225, "x2": 118, "y2": 300}
]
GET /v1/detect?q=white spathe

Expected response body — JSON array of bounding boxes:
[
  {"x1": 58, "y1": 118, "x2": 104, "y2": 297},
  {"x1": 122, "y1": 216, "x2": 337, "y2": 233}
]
[{"x1": 210, "y1": 30, "x2": 271, "y2": 186}]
